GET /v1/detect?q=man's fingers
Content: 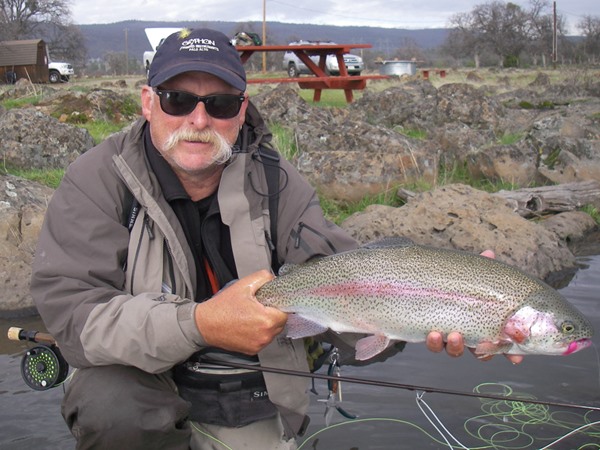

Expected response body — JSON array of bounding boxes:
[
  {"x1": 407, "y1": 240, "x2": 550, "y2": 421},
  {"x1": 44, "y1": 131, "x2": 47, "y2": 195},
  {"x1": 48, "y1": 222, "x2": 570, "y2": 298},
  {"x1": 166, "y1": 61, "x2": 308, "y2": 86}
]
[
  {"x1": 426, "y1": 331, "x2": 444, "y2": 353},
  {"x1": 445, "y1": 331, "x2": 464, "y2": 357}
]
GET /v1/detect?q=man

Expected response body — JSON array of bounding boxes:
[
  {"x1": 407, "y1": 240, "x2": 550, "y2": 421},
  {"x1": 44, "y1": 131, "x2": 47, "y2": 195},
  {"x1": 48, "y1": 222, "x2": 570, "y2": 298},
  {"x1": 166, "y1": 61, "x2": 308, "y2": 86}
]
[{"x1": 31, "y1": 28, "x2": 520, "y2": 450}]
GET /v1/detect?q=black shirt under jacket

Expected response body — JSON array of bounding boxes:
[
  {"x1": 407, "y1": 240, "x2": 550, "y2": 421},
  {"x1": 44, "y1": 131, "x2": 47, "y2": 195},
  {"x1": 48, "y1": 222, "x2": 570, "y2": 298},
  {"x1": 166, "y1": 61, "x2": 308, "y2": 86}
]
[{"x1": 143, "y1": 125, "x2": 237, "y2": 302}]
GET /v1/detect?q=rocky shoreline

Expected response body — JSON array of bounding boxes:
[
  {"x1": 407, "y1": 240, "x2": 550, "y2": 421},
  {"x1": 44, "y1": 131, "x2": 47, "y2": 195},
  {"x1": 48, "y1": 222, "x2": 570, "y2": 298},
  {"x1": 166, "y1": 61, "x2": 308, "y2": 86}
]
[{"x1": 0, "y1": 71, "x2": 599, "y2": 315}]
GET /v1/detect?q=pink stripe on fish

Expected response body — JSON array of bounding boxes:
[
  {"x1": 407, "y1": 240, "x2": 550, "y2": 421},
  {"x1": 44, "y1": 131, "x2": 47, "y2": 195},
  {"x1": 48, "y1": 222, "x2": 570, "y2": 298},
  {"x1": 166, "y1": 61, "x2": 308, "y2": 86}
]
[{"x1": 309, "y1": 281, "x2": 484, "y2": 303}]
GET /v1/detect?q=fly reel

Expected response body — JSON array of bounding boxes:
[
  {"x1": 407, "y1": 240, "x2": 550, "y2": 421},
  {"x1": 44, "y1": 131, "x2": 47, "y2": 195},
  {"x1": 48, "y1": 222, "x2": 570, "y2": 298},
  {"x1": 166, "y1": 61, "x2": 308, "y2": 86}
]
[
  {"x1": 20, "y1": 344, "x2": 69, "y2": 390},
  {"x1": 8, "y1": 327, "x2": 70, "y2": 391}
]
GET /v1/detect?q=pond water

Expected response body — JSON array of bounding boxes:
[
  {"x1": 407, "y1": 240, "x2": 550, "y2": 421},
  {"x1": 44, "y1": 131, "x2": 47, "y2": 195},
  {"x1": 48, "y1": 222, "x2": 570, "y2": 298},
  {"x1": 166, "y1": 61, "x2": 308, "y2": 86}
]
[{"x1": 1, "y1": 255, "x2": 599, "y2": 450}]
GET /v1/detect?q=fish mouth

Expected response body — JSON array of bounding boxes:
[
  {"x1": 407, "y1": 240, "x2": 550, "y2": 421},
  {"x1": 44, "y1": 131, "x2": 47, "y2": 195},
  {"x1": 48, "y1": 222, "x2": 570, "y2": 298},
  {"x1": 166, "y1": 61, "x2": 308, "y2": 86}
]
[{"x1": 563, "y1": 338, "x2": 593, "y2": 355}]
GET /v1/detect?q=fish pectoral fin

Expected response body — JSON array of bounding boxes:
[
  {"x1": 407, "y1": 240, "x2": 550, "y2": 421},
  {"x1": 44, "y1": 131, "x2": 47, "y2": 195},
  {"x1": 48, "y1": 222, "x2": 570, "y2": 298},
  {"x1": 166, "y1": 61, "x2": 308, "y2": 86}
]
[
  {"x1": 354, "y1": 334, "x2": 391, "y2": 361},
  {"x1": 474, "y1": 340, "x2": 513, "y2": 357},
  {"x1": 285, "y1": 314, "x2": 329, "y2": 339}
]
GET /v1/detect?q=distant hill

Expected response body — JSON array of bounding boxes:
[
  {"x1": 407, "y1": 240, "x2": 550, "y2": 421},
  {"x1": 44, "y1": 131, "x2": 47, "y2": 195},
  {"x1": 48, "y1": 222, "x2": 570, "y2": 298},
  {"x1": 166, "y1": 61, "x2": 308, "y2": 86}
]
[{"x1": 78, "y1": 20, "x2": 450, "y2": 61}]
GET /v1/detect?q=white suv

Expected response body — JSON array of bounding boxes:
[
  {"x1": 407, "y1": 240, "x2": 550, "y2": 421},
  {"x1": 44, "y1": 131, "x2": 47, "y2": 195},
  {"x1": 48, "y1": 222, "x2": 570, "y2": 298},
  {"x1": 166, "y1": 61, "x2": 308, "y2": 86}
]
[{"x1": 282, "y1": 40, "x2": 364, "y2": 77}]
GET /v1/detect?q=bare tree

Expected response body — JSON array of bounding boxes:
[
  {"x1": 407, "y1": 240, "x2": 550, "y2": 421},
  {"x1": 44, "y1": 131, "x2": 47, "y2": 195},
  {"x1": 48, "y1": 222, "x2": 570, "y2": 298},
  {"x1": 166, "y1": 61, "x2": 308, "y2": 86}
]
[
  {"x1": 103, "y1": 51, "x2": 139, "y2": 76},
  {"x1": 392, "y1": 37, "x2": 425, "y2": 62},
  {"x1": 577, "y1": 15, "x2": 600, "y2": 63},
  {"x1": 45, "y1": 22, "x2": 87, "y2": 65},
  {"x1": 0, "y1": 0, "x2": 70, "y2": 40},
  {"x1": 444, "y1": 0, "x2": 564, "y2": 67},
  {"x1": 526, "y1": 0, "x2": 566, "y2": 67},
  {"x1": 444, "y1": 11, "x2": 488, "y2": 67},
  {"x1": 0, "y1": 0, "x2": 86, "y2": 63}
]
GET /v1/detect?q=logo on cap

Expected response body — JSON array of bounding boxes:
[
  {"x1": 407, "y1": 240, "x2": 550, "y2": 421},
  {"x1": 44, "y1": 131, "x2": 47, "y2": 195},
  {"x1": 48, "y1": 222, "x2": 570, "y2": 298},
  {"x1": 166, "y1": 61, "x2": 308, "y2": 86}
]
[{"x1": 180, "y1": 38, "x2": 219, "y2": 53}]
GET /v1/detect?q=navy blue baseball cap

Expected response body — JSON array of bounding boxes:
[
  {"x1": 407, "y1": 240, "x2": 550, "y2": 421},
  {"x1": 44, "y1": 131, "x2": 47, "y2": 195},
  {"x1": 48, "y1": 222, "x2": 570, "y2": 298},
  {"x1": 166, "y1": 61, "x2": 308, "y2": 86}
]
[{"x1": 148, "y1": 28, "x2": 246, "y2": 91}]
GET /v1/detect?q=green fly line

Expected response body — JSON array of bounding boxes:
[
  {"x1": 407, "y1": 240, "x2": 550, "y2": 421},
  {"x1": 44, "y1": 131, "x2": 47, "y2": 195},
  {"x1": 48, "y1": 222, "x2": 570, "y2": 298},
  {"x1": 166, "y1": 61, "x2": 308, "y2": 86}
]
[
  {"x1": 463, "y1": 383, "x2": 600, "y2": 449},
  {"x1": 298, "y1": 383, "x2": 600, "y2": 450}
]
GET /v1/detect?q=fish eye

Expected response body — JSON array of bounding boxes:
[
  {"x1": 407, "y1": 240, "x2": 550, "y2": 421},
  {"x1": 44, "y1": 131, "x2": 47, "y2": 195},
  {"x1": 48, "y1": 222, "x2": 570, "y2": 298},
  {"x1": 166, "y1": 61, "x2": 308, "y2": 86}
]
[{"x1": 561, "y1": 321, "x2": 575, "y2": 334}]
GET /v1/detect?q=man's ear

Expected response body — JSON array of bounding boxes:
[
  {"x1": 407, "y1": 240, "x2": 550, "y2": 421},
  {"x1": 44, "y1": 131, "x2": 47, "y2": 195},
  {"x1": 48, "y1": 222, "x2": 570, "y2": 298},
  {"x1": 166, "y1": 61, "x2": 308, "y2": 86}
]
[
  {"x1": 140, "y1": 86, "x2": 153, "y2": 121},
  {"x1": 238, "y1": 95, "x2": 249, "y2": 128}
]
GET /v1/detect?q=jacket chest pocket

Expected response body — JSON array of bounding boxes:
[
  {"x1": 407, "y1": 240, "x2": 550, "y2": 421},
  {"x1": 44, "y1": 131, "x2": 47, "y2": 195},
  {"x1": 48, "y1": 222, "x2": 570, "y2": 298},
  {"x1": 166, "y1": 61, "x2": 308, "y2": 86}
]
[{"x1": 125, "y1": 210, "x2": 175, "y2": 296}]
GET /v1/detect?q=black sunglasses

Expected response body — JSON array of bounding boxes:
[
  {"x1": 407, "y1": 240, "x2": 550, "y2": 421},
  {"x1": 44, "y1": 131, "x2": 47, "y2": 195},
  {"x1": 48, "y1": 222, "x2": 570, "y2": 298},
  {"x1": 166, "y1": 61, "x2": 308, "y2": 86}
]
[{"x1": 153, "y1": 89, "x2": 245, "y2": 119}]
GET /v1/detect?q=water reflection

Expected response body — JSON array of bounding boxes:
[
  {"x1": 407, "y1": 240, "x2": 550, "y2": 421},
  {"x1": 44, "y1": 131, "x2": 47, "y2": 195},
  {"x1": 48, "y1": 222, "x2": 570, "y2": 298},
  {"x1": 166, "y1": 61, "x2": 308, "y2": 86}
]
[{"x1": 1, "y1": 256, "x2": 599, "y2": 449}]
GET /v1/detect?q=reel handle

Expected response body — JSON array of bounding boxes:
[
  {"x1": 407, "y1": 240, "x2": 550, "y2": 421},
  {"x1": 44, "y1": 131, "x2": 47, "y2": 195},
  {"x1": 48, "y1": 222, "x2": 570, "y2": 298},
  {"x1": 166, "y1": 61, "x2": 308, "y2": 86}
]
[{"x1": 8, "y1": 327, "x2": 56, "y2": 346}]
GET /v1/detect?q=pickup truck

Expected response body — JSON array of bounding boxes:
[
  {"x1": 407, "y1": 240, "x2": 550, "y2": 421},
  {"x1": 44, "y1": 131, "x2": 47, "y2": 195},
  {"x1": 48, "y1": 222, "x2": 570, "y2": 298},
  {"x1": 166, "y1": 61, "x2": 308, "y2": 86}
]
[
  {"x1": 282, "y1": 40, "x2": 364, "y2": 77},
  {"x1": 143, "y1": 28, "x2": 182, "y2": 73},
  {"x1": 48, "y1": 61, "x2": 74, "y2": 83}
]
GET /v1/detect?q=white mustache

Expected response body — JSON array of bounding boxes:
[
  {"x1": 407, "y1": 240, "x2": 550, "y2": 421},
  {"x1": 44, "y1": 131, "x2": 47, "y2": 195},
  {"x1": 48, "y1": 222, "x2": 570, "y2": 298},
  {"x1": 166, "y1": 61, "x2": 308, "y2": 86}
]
[
  {"x1": 164, "y1": 128, "x2": 233, "y2": 165},
  {"x1": 165, "y1": 129, "x2": 219, "y2": 146}
]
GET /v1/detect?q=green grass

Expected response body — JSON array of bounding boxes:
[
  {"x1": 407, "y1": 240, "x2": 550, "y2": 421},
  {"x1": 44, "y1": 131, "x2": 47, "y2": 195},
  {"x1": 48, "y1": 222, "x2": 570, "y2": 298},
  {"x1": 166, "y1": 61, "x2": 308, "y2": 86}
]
[
  {"x1": 581, "y1": 205, "x2": 600, "y2": 225},
  {"x1": 269, "y1": 123, "x2": 298, "y2": 160},
  {"x1": 394, "y1": 126, "x2": 428, "y2": 140},
  {"x1": 4, "y1": 167, "x2": 64, "y2": 189},
  {"x1": 246, "y1": 76, "x2": 367, "y2": 108},
  {"x1": 0, "y1": 95, "x2": 43, "y2": 109},
  {"x1": 412, "y1": 161, "x2": 521, "y2": 194},
  {"x1": 320, "y1": 188, "x2": 402, "y2": 225},
  {"x1": 497, "y1": 131, "x2": 524, "y2": 145},
  {"x1": 297, "y1": 89, "x2": 356, "y2": 107},
  {"x1": 79, "y1": 121, "x2": 126, "y2": 145}
]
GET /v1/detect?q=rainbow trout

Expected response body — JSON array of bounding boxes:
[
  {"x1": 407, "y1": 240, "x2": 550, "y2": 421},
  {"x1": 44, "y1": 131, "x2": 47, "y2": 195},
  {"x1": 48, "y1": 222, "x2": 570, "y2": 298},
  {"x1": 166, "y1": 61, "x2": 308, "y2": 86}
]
[{"x1": 256, "y1": 239, "x2": 594, "y2": 361}]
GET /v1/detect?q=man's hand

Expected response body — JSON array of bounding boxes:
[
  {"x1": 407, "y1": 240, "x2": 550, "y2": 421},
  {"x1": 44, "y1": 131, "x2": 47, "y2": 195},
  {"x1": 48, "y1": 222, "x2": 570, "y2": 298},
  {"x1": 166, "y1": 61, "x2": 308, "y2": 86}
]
[
  {"x1": 426, "y1": 331, "x2": 523, "y2": 364},
  {"x1": 424, "y1": 249, "x2": 523, "y2": 365},
  {"x1": 426, "y1": 331, "x2": 465, "y2": 357},
  {"x1": 194, "y1": 270, "x2": 287, "y2": 355}
]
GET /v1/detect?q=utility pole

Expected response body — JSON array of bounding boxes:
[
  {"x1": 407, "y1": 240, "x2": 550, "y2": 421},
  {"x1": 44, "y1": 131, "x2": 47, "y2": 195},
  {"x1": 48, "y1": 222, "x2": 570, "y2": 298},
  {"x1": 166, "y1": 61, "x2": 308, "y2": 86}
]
[
  {"x1": 262, "y1": 0, "x2": 267, "y2": 73},
  {"x1": 552, "y1": 1, "x2": 557, "y2": 69},
  {"x1": 125, "y1": 28, "x2": 129, "y2": 75}
]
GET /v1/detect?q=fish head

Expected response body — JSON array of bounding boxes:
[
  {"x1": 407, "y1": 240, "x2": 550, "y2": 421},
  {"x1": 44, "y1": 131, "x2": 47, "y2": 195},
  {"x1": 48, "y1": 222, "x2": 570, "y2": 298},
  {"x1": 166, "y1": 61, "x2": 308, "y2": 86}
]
[{"x1": 503, "y1": 290, "x2": 594, "y2": 356}]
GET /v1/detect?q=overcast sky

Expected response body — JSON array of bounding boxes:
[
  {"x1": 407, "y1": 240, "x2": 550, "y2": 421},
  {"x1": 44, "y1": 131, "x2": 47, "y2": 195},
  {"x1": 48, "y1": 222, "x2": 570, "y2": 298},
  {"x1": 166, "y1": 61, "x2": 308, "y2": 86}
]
[{"x1": 70, "y1": 0, "x2": 596, "y2": 34}]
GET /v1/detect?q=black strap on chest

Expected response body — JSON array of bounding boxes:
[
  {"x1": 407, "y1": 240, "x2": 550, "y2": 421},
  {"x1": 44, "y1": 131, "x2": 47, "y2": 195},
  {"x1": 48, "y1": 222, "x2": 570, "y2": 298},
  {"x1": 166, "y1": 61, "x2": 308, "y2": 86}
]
[{"x1": 256, "y1": 145, "x2": 282, "y2": 273}]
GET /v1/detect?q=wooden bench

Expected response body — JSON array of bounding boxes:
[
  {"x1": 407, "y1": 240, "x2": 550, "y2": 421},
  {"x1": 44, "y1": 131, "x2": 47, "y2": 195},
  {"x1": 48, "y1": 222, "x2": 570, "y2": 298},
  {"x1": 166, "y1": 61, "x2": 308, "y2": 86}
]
[{"x1": 421, "y1": 69, "x2": 447, "y2": 79}]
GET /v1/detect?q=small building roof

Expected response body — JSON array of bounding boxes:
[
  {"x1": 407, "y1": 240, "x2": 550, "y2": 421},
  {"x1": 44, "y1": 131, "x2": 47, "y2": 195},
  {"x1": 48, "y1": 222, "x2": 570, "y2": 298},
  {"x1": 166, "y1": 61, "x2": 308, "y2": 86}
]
[{"x1": 0, "y1": 39, "x2": 46, "y2": 67}]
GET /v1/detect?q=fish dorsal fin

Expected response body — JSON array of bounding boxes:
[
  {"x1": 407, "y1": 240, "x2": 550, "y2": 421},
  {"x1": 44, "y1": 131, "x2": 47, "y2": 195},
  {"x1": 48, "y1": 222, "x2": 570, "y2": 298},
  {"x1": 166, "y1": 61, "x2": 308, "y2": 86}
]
[{"x1": 362, "y1": 236, "x2": 414, "y2": 249}]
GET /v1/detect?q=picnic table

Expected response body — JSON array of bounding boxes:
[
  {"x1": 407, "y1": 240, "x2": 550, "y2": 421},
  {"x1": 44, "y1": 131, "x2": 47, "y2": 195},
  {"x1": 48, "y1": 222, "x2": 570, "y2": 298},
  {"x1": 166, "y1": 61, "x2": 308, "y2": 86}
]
[{"x1": 236, "y1": 43, "x2": 388, "y2": 103}]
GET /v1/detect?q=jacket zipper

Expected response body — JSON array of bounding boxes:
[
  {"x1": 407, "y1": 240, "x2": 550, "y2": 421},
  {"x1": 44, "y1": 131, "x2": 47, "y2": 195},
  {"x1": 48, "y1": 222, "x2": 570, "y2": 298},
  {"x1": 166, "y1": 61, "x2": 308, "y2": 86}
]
[
  {"x1": 294, "y1": 221, "x2": 338, "y2": 254},
  {"x1": 128, "y1": 213, "x2": 154, "y2": 292}
]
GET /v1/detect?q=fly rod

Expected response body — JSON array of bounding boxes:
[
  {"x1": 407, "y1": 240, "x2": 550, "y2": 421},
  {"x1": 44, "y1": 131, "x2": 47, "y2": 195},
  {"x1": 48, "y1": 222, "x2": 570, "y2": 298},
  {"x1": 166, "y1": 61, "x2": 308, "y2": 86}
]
[
  {"x1": 207, "y1": 359, "x2": 600, "y2": 414},
  {"x1": 7, "y1": 327, "x2": 600, "y2": 414}
]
